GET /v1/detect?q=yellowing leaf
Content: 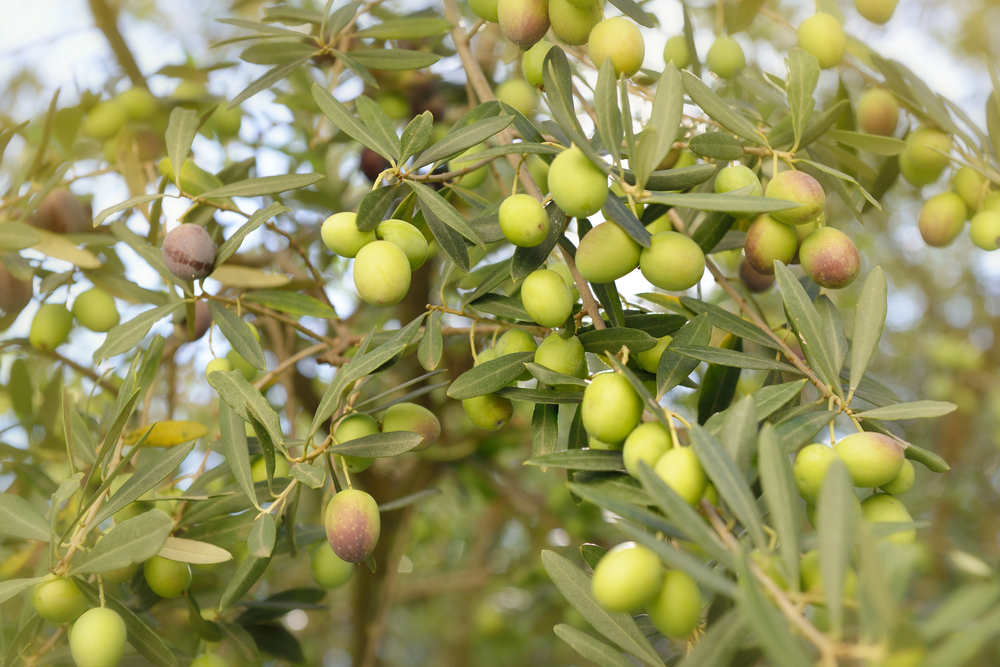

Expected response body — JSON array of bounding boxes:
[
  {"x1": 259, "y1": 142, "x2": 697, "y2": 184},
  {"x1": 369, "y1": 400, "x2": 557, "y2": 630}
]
[
  {"x1": 33, "y1": 230, "x2": 101, "y2": 268},
  {"x1": 209, "y1": 265, "x2": 291, "y2": 289},
  {"x1": 125, "y1": 420, "x2": 209, "y2": 447}
]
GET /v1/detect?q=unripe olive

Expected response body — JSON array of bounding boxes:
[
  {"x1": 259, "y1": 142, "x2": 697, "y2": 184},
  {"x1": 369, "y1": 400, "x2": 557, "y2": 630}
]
[
  {"x1": 798, "y1": 226, "x2": 860, "y2": 289},
  {"x1": 326, "y1": 489, "x2": 381, "y2": 563},
  {"x1": 765, "y1": 170, "x2": 826, "y2": 225},
  {"x1": 250, "y1": 456, "x2": 290, "y2": 482},
  {"x1": 527, "y1": 155, "x2": 550, "y2": 193},
  {"x1": 33, "y1": 577, "x2": 88, "y2": 623},
  {"x1": 834, "y1": 432, "x2": 904, "y2": 488},
  {"x1": 549, "y1": 0, "x2": 602, "y2": 47},
  {"x1": 801, "y1": 550, "x2": 857, "y2": 597},
  {"x1": 205, "y1": 357, "x2": 232, "y2": 380},
  {"x1": 623, "y1": 422, "x2": 673, "y2": 477},
  {"x1": 172, "y1": 80, "x2": 207, "y2": 103},
  {"x1": 898, "y1": 150, "x2": 940, "y2": 187},
  {"x1": 227, "y1": 349, "x2": 257, "y2": 381},
  {"x1": 382, "y1": 402, "x2": 441, "y2": 451},
  {"x1": 469, "y1": 0, "x2": 500, "y2": 22},
  {"x1": 463, "y1": 393, "x2": 514, "y2": 430},
  {"x1": 475, "y1": 347, "x2": 497, "y2": 365},
  {"x1": 498, "y1": 0, "x2": 550, "y2": 49},
  {"x1": 663, "y1": 35, "x2": 690, "y2": 69},
  {"x1": 162, "y1": 224, "x2": 216, "y2": 281},
  {"x1": 496, "y1": 78, "x2": 539, "y2": 117},
  {"x1": 744, "y1": 215, "x2": 798, "y2": 275},
  {"x1": 739, "y1": 258, "x2": 775, "y2": 292},
  {"x1": 29, "y1": 303, "x2": 73, "y2": 351},
  {"x1": 118, "y1": 87, "x2": 158, "y2": 121},
  {"x1": 640, "y1": 231, "x2": 706, "y2": 291},
  {"x1": 448, "y1": 145, "x2": 489, "y2": 189},
  {"x1": 856, "y1": 89, "x2": 899, "y2": 137},
  {"x1": 854, "y1": 0, "x2": 898, "y2": 24},
  {"x1": 499, "y1": 194, "x2": 549, "y2": 247},
  {"x1": 33, "y1": 188, "x2": 90, "y2": 234},
  {"x1": 793, "y1": 443, "x2": 841, "y2": 504},
  {"x1": 654, "y1": 446, "x2": 707, "y2": 506},
  {"x1": 582, "y1": 373, "x2": 643, "y2": 444},
  {"x1": 970, "y1": 211, "x2": 1000, "y2": 251},
  {"x1": 73, "y1": 288, "x2": 119, "y2": 332},
  {"x1": 647, "y1": 570, "x2": 702, "y2": 638},
  {"x1": 636, "y1": 335, "x2": 671, "y2": 374},
  {"x1": 534, "y1": 333, "x2": 585, "y2": 377},
  {"x1": 70, "y1": 607, "x2": 127, "y2": 667},
  {"x1": 576, "y1": 222, "x2": 641, "y2": 283},
  {"x1": 588, "y1": 17, "x2": 645, "y2": 78},
  {"x1": 353, "y1": 240, "x2": 411, "y2": 308},
  {"x1": 334, "y1": 412, "x2": 379, "y2": 473},
  {"x1": 954, "y1": 166, "x2": 987, "y2": 211},
  {"x1": 100, "y1": 561, "x2": 140, "y2": 585},
  {"x1": 590, "y1": 542, "x2": 663, "y2": 612},
  {"x1": 904, "y1": 127, "x2": 952, "y2": 175},
  {"x1": 211, "y1": 104, "x2": 242, "y2": 140},
  {"x1": 322, "y1": 212, "x2": 376, "y2": 258},
  {"x1": 376, "y1": 219, "x2": 428, "y2": 270},
  {"x1": 311, "y1": 541, "x2": 354, "y2": 589},
  {"x1": 0, "y1": 264, "x2": 32, "y2": 318},
  {"x1": 522, "y1": 41, "x2": 555, "y2": 87},
  {"x1": 986, "y1": 194, "x2": 1000, "y2": 214},
  {"x1": 918, "y1": 192, "x2": 967, "y2": 248},
  {"x1": 82, "y1": 101, "x2": 128, "y2": 140},
  {"x1": 548, "y1": 146, "x2": 608, "y2": 218},
  {"x1": 714, "y1": 165, "x2": 763, "y2": 218},
  {"x1": 520, "y1": 269, "x2": 574, "y2": 327},
  {"x1": 646, "y1": 213, "x2": 673, "y2": 235},
  {"x1": 797, "y1": 13, "x2": 845, "y2": 69},
  {"x1": 143, "y1": 555, "x2": 192, "y2": 598},
  {"x1": 861, "y1": 493, "x2": 915, "y2": 544},
  {"x1": 706, "y1": 38, "x2": 745, "y2": 79},
  {"x1": 880, "y1": 458, "x2": 915, "y2": 495},
  {"x1": 190, "y1": 654, "x2": 229, "y2": 667}
]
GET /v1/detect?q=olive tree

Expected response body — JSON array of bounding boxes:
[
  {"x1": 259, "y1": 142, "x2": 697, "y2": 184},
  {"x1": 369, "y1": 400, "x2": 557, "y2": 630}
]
[{"x1": 1, "y1": 0, "x2": 999, "y2": 666}]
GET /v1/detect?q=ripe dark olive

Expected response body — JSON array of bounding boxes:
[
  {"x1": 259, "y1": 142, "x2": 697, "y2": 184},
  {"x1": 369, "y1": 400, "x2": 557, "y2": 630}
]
[
  {"x1": 162, "y1": 224, "x2": 216, "y2": 281},
  {"x1": 325, "y1": 489, "x2": 381, "y2": 563}
]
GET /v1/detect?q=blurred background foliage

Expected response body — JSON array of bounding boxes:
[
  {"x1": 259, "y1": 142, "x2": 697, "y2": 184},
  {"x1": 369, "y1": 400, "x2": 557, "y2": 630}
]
[{"x1": 1, "y1": 0, "x2": 1000, "y2": 666}]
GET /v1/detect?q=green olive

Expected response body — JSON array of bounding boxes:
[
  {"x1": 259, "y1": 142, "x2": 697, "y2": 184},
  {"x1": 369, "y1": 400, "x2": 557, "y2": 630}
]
[
  {"x1": 311, "y1": 541, "x2": 354, "y2": 589},
  {"x1": 622, "y1": 422, "x2": 673, "y2": 478},
  {"x1": 69, "y1": 607, "x2": 127, "y2": 667},
  {"x1": 32, "y1": 577, "x2": 88, "y2": 623},
  {"x1": 647, "y1": 570, "x2": 702, "y2": 638},
  {"x1": 582, "y1": 373, "x2": 643, "y2": 444},
  {"x1": 654, "y1": 446, "x2": 707, "y2": 506},
  {"x1": 143, "y1": 555, "x2": 192, "y2": 598},
  {"x1": 591, "y1": 542, "x2": 663, "y2": 612}
]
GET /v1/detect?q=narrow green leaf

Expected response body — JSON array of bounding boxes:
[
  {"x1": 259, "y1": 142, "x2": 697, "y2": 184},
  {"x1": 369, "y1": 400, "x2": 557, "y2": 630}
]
[
  {"x1": 220, "y1": 400, "x2": 261, "y2": 511},
  {"x1": 311, "y1": 82, "x2": 397, "y2": 159},
  {"x1": 606, "y1": 0, "x2": 654, "y2": 27},
  {"x1": 775, "y1": 410, "x2": 838, "y2": 452},
  {"x1": 400, "y1": 112, "x2": 434, "y2": 165},
  {"x1": 543, "y1": 49, "x2": 606, "y2": 170},
  {"x1": 330, "y1": 431, "x2": 423, "y2": 458},
  {"x1": 208, "y1": 370, "x2": 283, "y2": 446},
  {"x1": 346, "y1": 48, "x2": 442, "y2": 71},
  {"x1": 643, "y1": 191, "x2": 796, "y2": 213},
  {"x1": 785, "y1": 48, "x2": 819, "y2": 151},
  {"x1": 409, "y1": 181, "x2": 485, "y2": 246},
  {"x1": 635, "y1": 462, "x2": 735, "y2": 568},
  {"x1": 815, "y1": 295, "x2": 848, "y2": 373},
  {"x1": 595, "y1": 58, "x2": 624, "y2": 170},
  {"x1": 922, "y1": 581, "x2": 1000, "y2": 641},
  {"x1": 93, "y1": 442, "x2": 195, "y2": 525},
  {"x1": 94, "y1": 302, "x2": 185, "y2": 363},
  {"x1": 758, "y1": 425, "x2": 801, "y2": 591},
  {"x1": 648, "y1": 62, "x2": 685, "y2": 172},
  {"x1": 165, "y1": 107, "x2": 199, "y2": 190},
  {"x1": 417, "y1": 310, "x2": 443, "y2": 371},
  {"x1": 531, "y1": 403, "x2": 559, "y2": 457},
  {"x1": 0, "y1": 495, "x2": 50, "y2": 542},
  {"x1": 290, "y1": 462, "x2": 326, "y2": 489},
  {"x1": 657, "y1": 313, "x2": 712, "y2": 397},
  {"x1": 525, "y1": 450, "x2": 624, "y2": 471},
  {"x1": 690, "y1": 425, "x2": 768, "y2": 549},
  {"x1": 469, "y1": 293, "x2": 531, "y2": 321},
  {"x1": 601, "y1": 191, "x2": 652, "y2": 248},
  {"x1": 688, "y1": 131, "x2": 745, "y2": 160},
  {"x1": 208, "y1": 301, "x2": 266, "y2": 370},
  {"x1": 412, "y1": 116, "x2": 513, "y2": 169},
  {"x1": 773, "y1": 261, "x2": 841, "y2": 393},
  {"x1": 673, "y1": 345, "x2": 802, "y2": 374},
  {"x1": 248, "y1": 514, "x2": 276, "y2": 558},
  {"x1": 446, "y1": 351, "x2": 534, "y2": 399},
  {"x1": 827, "y1": 130, "x2": 907, "y2": 155},
  {"x1": 578, "y1": 328, "x2": 657, "y2": 356},
  {"x1": 239, "y1": 41, "x2": 319, "y2": 65},
  {"x1": 923, "y1": 606, "x2": 1000, "y2": 667},
  {"x1": 617, "y1": 522, "x2": 738, "y2": 598},
  {"x1": 496, "y1": 387, "x2": 583, "y2": 404},
  {"x1": 681, "y1": 70, "x2": 763, "y2": 144},
  {"x1": 352, "y1": 17, "x2": 452, "y2": 39},
  {"x1": 232, "y1": 56, "x2": 310, "y2": 108},
  {"x1": 0, "y1": 576, "x2": 47, "y2": 606},
  {"x1": 736, "y1": 554, "x2": 814, "y2": 667},
  {"x1": 617, "y1": 163, "x2": 717, "y2": 192},
  {"x1": 69, "y1": 510, "x2": 173, "y2": 576},
  {"x1": 540, "y1": 551, "x2": 663, "y2": 667},
  {"x1": 355, "y1": 95, "x2": 400, "y2": 161},
  {"x1": 676, "y1": 609, "x2": 745, "y2": 667},
  {"x1": 854, "y1": 400, "x2": 957, "y2": 421},
  {"x1": 221, "y1": 555, "x2": 272, "y2": 610},
  {"x1": 679, "y1": 297, "x2": 778, "y2": 350},
  {"x1": 242, "y1": 290, "x2": 336, "y2": 318},
  {"x1": 158, "y1": 536, "x2": 233, "y2": 564},
  {"x1": 849, "y1": 267, "x2": 888, "y2": 394},
  {"x1": 554, "y1": 625, "x2": 634, "y2": 667},
  {"x1": 199, "y1": 173, "x2": 322, "y2": 199},
  {"x1": 525, "y1": 362, "x2": 588, "y2": 387},
  {"x1": 817, "y1": 460, "x2": 857, "y2": 639}
]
